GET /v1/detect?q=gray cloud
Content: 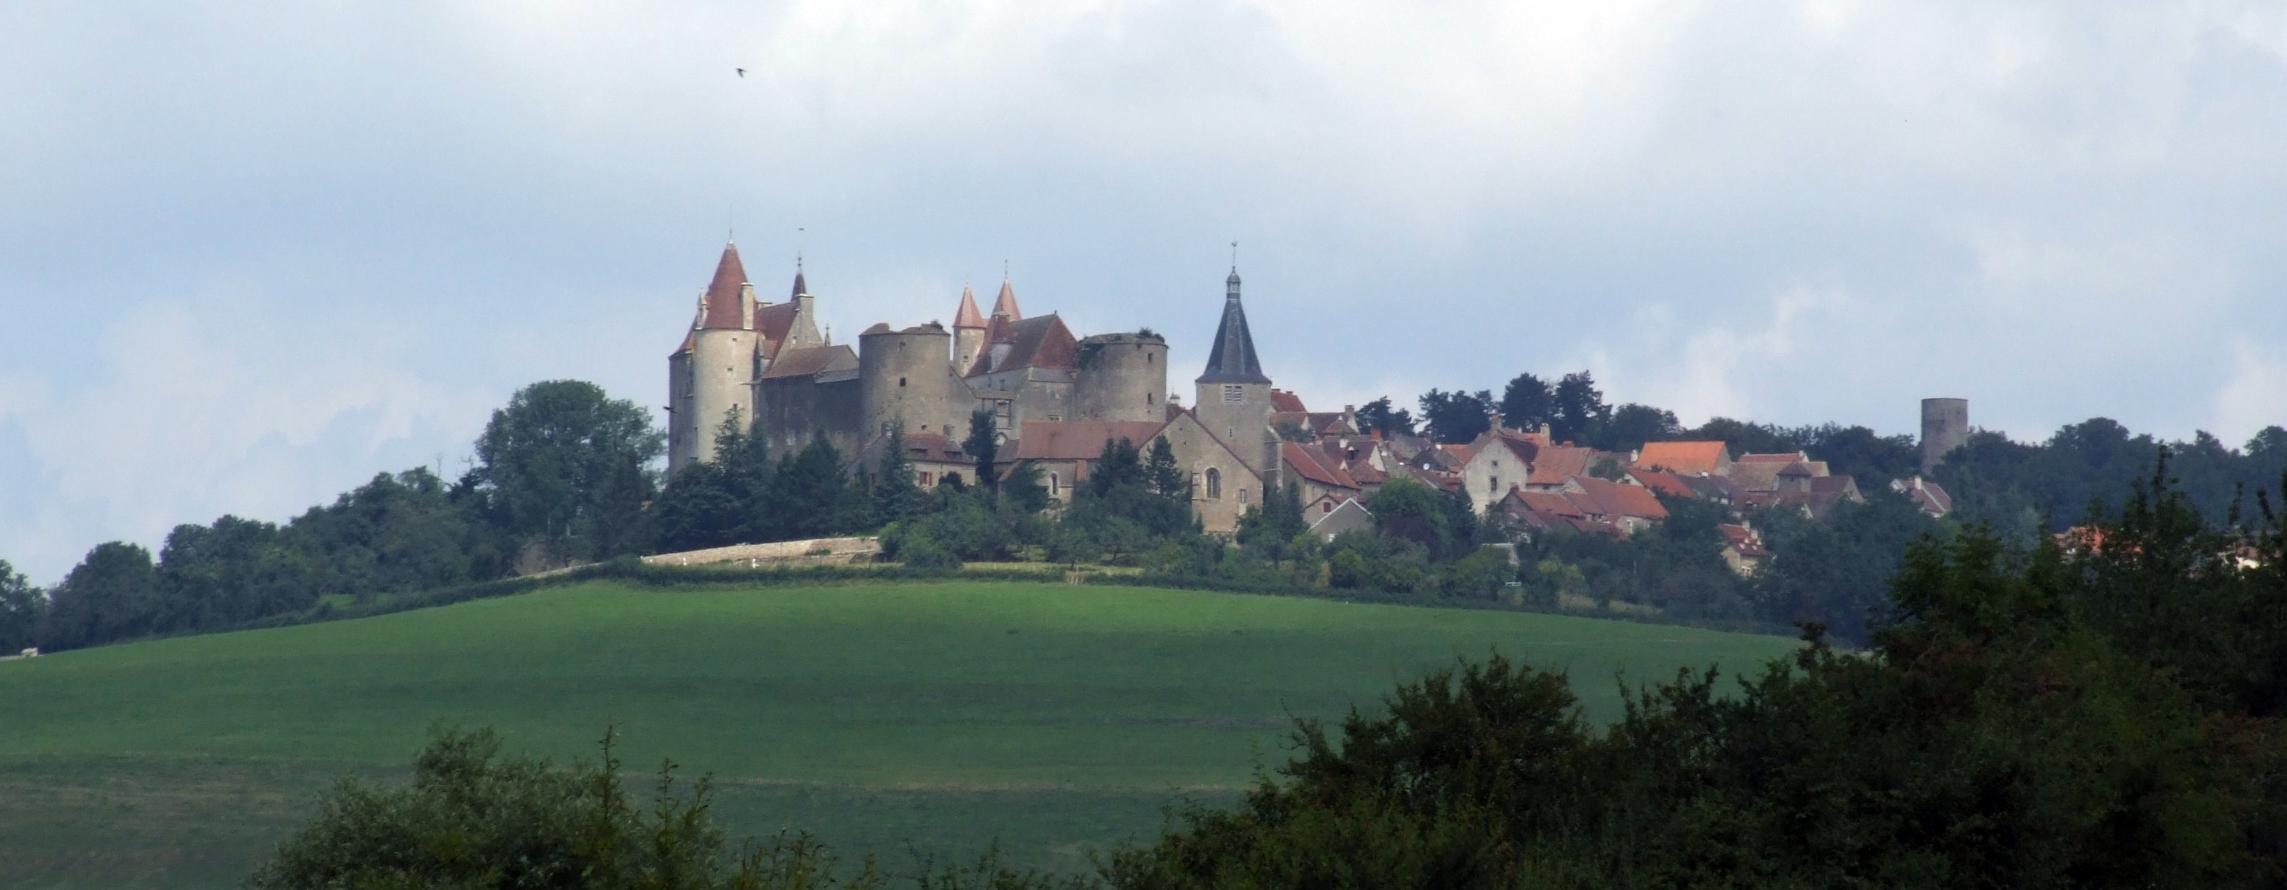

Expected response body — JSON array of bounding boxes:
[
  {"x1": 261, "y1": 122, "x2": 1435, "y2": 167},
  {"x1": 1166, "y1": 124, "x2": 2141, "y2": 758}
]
[{"x1": 2, "y1": 0, "x2": 2282, "y2": 582}]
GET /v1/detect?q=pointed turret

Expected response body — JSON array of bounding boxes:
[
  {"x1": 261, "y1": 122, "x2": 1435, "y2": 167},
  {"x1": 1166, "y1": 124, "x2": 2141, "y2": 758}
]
[
  {"x1": 952, "y1": 285, "x2": 988, "y2": 375},
  {"x1": 990, "y1": 280, "x2": 1021, "y2": 323},
  {"x1": 698, "y1": 242, "x2": 750, "y2": 330},
  {"x1": 1197, "y1": 266, "x2": 1269, "y2": 384},
  {"x1": 953, "y1": 286, "x2": 986, "y2": 329}
]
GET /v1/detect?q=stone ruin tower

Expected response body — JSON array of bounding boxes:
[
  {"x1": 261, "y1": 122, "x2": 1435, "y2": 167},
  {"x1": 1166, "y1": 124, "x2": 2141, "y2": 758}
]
[{"x1": 1920, "y1": 397, "x2": 1969, "y2": 473}]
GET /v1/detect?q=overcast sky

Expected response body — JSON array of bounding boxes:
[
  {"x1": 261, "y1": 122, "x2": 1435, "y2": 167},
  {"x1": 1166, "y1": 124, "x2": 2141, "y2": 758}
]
[{"x1": 3, "y1": 1, "x2": 2283, "y2": 583}]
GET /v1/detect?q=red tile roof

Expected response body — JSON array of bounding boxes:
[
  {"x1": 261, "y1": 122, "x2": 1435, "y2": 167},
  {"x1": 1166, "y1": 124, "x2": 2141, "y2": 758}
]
[
  {"x1": 1012, "y1": 420, "x2": 1167, "y2": 461},
  {"x1": 1507, "y1": 489, "x2": 1586, "y2": 518},
  {"x1": 1629, "y1": 469, "x2": 1696, "y2": 498},
  {"x1": 991, "y1": 280, "x2": 1021, "y2": 321},
  {"x1": 1567, "y1": 476, "x2": 1670, "y2": 520},
  {"x1": 1527, "y1": 446, "x2": 1594, "y2": 486},
  {"x1": 1636, "y1": 441, "x2": 1729, "y2": 475},
  {"x1": 953, "y1": 286, "x2": 986, "y2": 329},
  {"x1": 1270, "y1": 389, "x2": 1307, "y2": 413},
  {"x1": 1737, "y1": 452, "x2": 1809, "y2": 463},
  {"x1": 700, "y1": 243, "x2": 749, "y2": 330},
  {"x1": 1283, "y1": 442, "x2": 1360, "y2": 491}
]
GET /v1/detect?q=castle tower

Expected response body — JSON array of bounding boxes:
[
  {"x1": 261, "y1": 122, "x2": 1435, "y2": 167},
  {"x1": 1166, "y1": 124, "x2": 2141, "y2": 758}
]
[
  {"x1": 1920, "y1": 397, "x2": 1969, "y2": 473},
  {"x1": 952, "y1": 286, "x2": 987, "y2": 375},
  {"x1": 669, "y1": 242, "x2": 760, "y2": 472},
  {"x1": 1073, "y1": 332, "x2": 1169, "y2": 423},
  {"x1": 981, "y1": 280, "x2": 1023, "y2": 372},
  {"x1": 860, "y1": 322, "x2": 959, "y2": 443},
  {"x1": 1193, "y1": 266, "x2": 1277, "y2": 482}
]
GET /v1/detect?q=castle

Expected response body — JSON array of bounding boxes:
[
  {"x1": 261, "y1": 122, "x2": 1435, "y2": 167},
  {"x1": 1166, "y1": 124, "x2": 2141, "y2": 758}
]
[{"x1": 666, "y1": 242, "x2": 1285, "y2": 531}]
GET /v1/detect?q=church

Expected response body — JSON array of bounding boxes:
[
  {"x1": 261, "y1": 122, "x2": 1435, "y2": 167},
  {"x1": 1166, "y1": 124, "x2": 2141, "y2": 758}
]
[{"x1": 665, "y1": 243, "x2": 1284, "y2": 531}]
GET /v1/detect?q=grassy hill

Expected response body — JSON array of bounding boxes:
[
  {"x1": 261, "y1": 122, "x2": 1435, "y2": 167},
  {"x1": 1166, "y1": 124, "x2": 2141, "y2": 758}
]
[{"x1": 0, "y1": 580, "x2": 1800, "y2": 888}]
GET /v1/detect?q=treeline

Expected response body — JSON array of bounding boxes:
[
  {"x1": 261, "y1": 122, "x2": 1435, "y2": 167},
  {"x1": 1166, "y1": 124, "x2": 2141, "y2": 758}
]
[{"x1": 250, "y1": 468, "x2": 2287, "y2": 887}]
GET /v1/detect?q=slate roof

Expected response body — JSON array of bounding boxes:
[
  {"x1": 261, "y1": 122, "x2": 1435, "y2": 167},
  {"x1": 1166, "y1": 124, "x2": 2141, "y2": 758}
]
[
  {"x1": 1198, "y1": 268, "x2": 1270, "y2": 384},
  {"x1": 761, "y1": 344, "x2": 856, "y2": 380}
]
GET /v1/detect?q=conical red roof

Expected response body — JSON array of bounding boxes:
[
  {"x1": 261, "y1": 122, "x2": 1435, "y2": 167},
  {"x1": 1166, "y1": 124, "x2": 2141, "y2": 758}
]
[
  {"x1": 991, "y1": 280, "x2": 1021, "y2": 320},
  {"x1": 953, "y1": 286, "x2": 986, "y2": 329},
  {"x1": 699, "y1": 243, "x2": 749, "y2": 330}
]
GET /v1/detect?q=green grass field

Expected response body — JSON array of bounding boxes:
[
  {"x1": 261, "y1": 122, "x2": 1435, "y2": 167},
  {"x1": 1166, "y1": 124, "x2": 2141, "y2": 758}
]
[{"x1": 0, "y1": 580, "x2": 1800, "y2": 888}]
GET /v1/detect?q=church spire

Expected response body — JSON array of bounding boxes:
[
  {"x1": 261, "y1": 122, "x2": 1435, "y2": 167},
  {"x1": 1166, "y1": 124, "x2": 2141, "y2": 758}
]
[{"x1": 1197, "y1": 263, "x2": 1269, "y2": 384}]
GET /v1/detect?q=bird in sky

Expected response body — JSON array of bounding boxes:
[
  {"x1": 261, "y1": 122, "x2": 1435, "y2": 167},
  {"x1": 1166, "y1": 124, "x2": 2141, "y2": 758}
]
[{"x1": 736, "y1": 68, "x2": 746, "y2": 77}]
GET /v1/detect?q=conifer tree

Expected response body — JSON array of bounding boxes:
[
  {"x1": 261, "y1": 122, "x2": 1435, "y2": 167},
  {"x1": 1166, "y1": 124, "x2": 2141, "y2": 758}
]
[
  {"x1": 870, "y1": 425, "x2": 931, "y2": 527},
  {"x1": 965, "y1": 409, "x2": 999, "y2": 495}
]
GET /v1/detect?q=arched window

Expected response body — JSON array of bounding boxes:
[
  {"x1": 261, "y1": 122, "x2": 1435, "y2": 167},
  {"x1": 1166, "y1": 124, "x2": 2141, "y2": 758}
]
[{"x1": 1206, "y1": 468, "x2": 1222, "y2": 500}]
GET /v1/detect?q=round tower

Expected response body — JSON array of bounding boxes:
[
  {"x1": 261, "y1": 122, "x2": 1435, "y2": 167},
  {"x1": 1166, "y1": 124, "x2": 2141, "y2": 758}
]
[
  {"x1": 952, "y1": 286, "x2": 988, "y2": 377},
  {"x1": 1920, "y1": 397, "x2": 1969, "y2": 473},
  {"x1": 860, "y1": 322, "x2": 958, "y2": 442},
  {"x1": 688, "y1": 328, "x2": 757, "y2": 462},
  {"x1": 1073, "y1": 333, "x2": 1169, "y2": 423}
]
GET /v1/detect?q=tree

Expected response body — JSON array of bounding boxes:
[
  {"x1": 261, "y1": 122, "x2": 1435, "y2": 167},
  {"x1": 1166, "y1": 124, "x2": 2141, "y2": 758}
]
[
  {"x1": 1548, "y1": 371, "x2": 1609, "y2": 444},
  {"x1": 1366, "y1": 477, "x2": 1456, "y2": 557},
  {"x1": 770, "y1": 434, "x2": 858, "y2": 540},
  {"x1": 1355, "y1": 397, "x2": 1417, "y2": 437},
  {"x1": 249, "y1": 725, "x2": 887, "y2": 890},
  {"x1": 965, "y1": 409, "x2": 999, "y2": 495},
  {"x1": 155, "y1": 515, "x2": 317, "y2": 632},
  {"x1": 1236, "y1": 481, "x2": 1309, "y2": 567},
  {"x1": 41, "y1": 541, "x2": 159, "y2": 651},
  {"x1": 1590, "y1": 403, "x2": 1680, "y2": 451},
  {"x1": 869, "y1": 425, "x2": 931, "y2": 527},
  {"x1": 0, "y1": 560, "x2": 43, "y2": 653},
  {"x1": 472, "y1": 380, "x2": 663, "y2": 564},
  {"x1": 1417, "y1": 389, "x2": 1494, "y2": 444},
  {"x1": 648, "y1": 410, "x2": 769, "y2": 552},
  {"x1": 1497, "y1": 373, "x2": 1555, "y2": 433},
  {"x1": 1145, "y1": 437, "x2": 1188, "y2": 501}
]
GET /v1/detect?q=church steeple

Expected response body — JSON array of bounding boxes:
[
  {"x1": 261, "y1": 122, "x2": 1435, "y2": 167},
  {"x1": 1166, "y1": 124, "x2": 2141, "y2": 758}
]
[{"x1": 1197, "y1": 264, "x2": 1269, "y2": 384}]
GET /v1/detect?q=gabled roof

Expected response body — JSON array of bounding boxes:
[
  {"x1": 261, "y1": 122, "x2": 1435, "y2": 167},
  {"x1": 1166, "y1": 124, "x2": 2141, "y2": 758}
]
[
  {"x1": 1012, "y1": 420, "x2": 1168, "y2": 461},
  {"x1": 760, "y1": 344, "x2": 857, "y2": 380},
  {"x1": 1636, "y1": 441, "x2": 1729, "y2": 476},
  {"x1": 1283, "y1": 442, "x2": 1360, "y2": 491},
  {"x1": 970, "y1": 314, "x2": 1079, "y2": 375},
  {"x1": 1629, "y1": 469, "x2": 1697, "y2": 499},
  {"x1": 1565, "y1": 476, "x2": 1670, "y2": 520},
  {"x1": 953, "y1": 286, "x2": 986, "y2": 329},
  {"x1": 899, "y1": 431, "x2": 969, "y2": 464},
  {"x1": 1270, "y1": 389, "x2": 1307, "y2": 413},
  {"x1": 1527, "y1": 446, "x2": 1595, "y2": 486},
  {"x1": 1198, "y1": 268, "x2": 1271, "y2": 384},
  {"x1": 1737, "y1": 452, "x2": 1809, "y2": 464},
  {"x1": 755, "y1": 301, "x2": 803, "y2": 351},
  {"x1": 1504, "y1": 489, "x2": 1586, "y2": 519},
  {"x1": 699, "y1": 243, "x2": 750, "y2": 330}
]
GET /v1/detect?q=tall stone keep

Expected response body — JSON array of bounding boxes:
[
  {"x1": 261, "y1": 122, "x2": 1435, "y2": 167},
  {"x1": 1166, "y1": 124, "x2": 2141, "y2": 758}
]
[
  {"x1": 1920, "y1": 397, "x2": 1969, "y2": 473},
  {"x1": 1073, "y1": 332, "x2": 1169, "y2": 423},
  {"x1": 667, "y1": 243, "x2": 759, "y2": 471},
  {"x1": 1194, "y1": 266, "x2": 1277, "y2": 487}
]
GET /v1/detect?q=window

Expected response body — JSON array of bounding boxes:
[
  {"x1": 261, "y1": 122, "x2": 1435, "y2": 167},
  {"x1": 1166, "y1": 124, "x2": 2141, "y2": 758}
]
[
  {"x1": 1222, "y1": 385, "x2": 1244, "y2": 404},
  {"x1": 1206, "y1": 468, "x2": 1222, "y2": 499},
  {"x1": 1490, "y1": 476, "x2": 1500, "y2": 494},
  {"x1": 899, "y1": 377, "x2": 907, "y2": 387},
  {"x1": 1049, "y1": 473, "x2": 1060, "y2": 497},
  {"x1": 919, "y1": 472, "x2": 933, "y2": 486},
  {"x1": 1239, "y1": 488, "x2": 1250, "y2": 505}
]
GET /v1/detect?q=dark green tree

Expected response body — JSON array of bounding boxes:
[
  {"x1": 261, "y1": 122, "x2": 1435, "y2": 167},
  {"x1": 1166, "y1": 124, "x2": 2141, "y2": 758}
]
[
  {"x1": 1589, "y1": 403, "x2": 1679, "y2": 451},
  {"x1": 471, "y1": 380, "x2": 663, "y2": 563},
  {"x1": 0, "y1": 559, "x2": 43, "y2": 653},
  {"x1": 1354, "y1": 397, "x2": 1417, "y2": 437},
  {"x1": 40, "y1": 541, "x2": 159, "y2": 651},
  {"x1": 965, "y1": 409, "x2": 1000, "y2": 495},
  {"x1": 1497, "y1": 373, "x2": 1554, "y2": 432},
  {"x1": 1145, "y1": 437, "x2": 1188, "y2": 501},
  {"x1": 1366, "y1": 476, "x2": 1456, "y2": 557},
  {"x1": 1417, "y1": 389, "x2": 1495, "y2": 444},
  {"x1": 155, "y1": 516, "x2": 317, "y2": 632},
  {"x1": 1548, "y1": 371, "x2": 1609, "y2": 444},
  {"x1": 249, "y1": 725, "x2": 886, "y2": 890},
  {"x1": 869, "y1": 425, "x2": 932, "y2": 527},
  {"x1": 1236, "y1": 481, "x2": 1309, "y2": 567},
  {"x1": 770, "y1": 434, "x2": 858, "y2": 540}
]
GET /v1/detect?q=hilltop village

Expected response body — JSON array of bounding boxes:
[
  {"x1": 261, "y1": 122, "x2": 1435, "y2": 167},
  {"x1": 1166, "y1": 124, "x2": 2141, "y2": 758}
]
[{"x1": 664, "y1": 242, "x2": 1960, "y2": 573}]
